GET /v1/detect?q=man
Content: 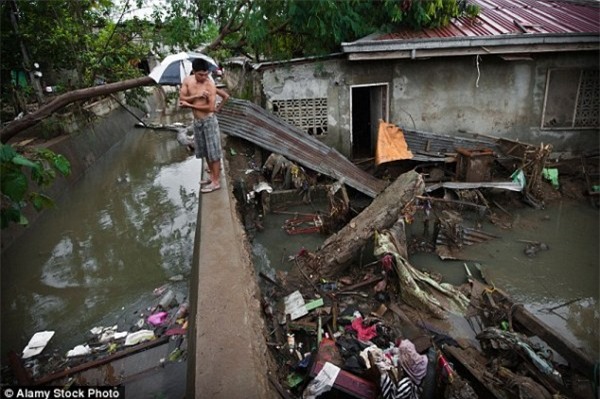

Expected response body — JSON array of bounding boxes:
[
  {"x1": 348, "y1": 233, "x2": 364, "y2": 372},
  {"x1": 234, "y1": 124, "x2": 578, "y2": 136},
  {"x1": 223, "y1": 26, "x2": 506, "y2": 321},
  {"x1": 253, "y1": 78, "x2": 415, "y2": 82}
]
[{"x1": 179, "y1": 58, "x2": 229, "y2": 193}]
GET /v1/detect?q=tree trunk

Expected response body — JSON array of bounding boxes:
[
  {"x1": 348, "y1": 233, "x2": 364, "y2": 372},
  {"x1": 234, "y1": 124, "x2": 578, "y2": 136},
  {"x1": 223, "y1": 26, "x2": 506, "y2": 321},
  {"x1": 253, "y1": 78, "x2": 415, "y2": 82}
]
[
  {"x1": 1, "y1": 76, "x2": 155, "y2": 144},
  {"x1": 307, "y1": 170, "x2": 424, "y2": 279}
]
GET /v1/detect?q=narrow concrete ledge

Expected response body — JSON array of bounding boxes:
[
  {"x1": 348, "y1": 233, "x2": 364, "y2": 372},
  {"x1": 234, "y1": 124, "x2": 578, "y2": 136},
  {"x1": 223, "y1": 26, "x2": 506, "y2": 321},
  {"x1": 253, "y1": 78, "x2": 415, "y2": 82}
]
[{"x1": 187, "y1": 155, "x2": 273, "y2": 398}]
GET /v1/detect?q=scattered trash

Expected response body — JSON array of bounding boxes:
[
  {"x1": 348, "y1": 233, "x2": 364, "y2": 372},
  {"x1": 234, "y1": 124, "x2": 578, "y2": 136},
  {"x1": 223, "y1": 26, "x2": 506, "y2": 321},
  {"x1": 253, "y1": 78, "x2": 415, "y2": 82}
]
[
  {"x1": 158, "y1": 289, "x2": 177, "y2": 310},
  {"x1": 147, "y1": 311, "x2": 169, "y2": 326},
  {"x1": 124, "y1": 330, "x2": 155, "y2": 346},
  {"x1": 22, "y1": 331, "x2": 55, "y2": 359},
  {"x1": 66, "y1": 344, "x2": 91, "y2": 358},
  {"x1": 542, "y1": 168, "x2": 559, "y2": 189},
  {"x1": 284, "y1": 290, "x2": 309, "y2": 321}
]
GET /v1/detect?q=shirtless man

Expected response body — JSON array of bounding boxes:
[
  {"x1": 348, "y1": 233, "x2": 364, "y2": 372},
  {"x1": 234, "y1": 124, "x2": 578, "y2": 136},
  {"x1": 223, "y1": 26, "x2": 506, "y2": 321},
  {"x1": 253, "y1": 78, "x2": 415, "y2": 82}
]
[{"x1": 179, "y1": 58, "x2": 228, "y2": 193}]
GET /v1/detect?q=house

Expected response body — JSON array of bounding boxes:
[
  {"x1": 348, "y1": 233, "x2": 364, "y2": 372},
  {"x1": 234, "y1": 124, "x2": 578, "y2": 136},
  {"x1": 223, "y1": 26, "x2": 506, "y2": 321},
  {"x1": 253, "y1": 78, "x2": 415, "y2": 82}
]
[{"x1": 224, "y1": 0, "x2": 599, "y2": 159}]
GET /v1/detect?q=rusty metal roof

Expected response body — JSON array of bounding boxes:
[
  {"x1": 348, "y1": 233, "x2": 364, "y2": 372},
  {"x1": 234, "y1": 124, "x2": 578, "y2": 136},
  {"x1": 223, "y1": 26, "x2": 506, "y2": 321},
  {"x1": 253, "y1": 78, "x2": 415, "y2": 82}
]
[
  {"x1": 380, "y1": 0, "x2": 600, "y2": 39},
  {"x1": 342, "y1": 0, "x2": 600, "y2": 58},
  {"x1": 402, "y1": 128, "x2": 501, "y2": 161},
  {"x1": 217, "y1": 99, "x2": 388, "y2": 198}
]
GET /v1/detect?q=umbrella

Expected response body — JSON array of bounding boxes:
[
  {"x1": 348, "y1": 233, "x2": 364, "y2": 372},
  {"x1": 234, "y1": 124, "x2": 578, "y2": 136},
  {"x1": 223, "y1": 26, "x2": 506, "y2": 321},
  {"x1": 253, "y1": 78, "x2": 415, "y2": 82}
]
[{"x1": 149, "y1": 51, "x2": 218, "y2": 86}]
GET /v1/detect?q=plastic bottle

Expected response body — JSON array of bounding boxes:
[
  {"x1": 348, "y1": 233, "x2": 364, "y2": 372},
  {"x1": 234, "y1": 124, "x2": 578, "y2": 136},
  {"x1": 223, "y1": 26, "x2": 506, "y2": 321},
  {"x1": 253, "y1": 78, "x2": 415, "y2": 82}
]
[
  {"x1": 159, "y1": 290, "x2": 176, "y2": 309},
  {"x1": 176, "y1": 302, "x2": 189, "y2": 319},
  {"x1": 287, "y1": 333, "x2": 295, "y2": 353}
]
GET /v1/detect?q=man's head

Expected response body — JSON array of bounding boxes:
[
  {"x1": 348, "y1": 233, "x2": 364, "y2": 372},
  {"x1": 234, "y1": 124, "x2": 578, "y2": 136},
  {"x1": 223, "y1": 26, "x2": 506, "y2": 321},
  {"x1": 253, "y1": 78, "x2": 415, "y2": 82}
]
[
  {"x1": 192, "y1": 58, "x2": 211, "y2": 72},
  {"x1": 192, "y1": 58, "x2": 211, "y2": 82}
]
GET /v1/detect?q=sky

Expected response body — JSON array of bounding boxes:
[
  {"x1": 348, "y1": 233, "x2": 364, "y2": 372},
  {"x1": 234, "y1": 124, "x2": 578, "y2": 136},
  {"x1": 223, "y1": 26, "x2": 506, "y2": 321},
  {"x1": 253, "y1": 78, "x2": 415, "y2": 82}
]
[{"x1": 110, "y1": 0, "x2": 169, "y2": 22}]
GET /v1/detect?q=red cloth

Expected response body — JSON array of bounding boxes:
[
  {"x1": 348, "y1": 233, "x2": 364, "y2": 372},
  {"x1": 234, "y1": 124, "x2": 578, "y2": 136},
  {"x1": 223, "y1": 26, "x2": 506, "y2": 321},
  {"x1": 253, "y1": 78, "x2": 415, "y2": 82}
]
[{"x1": 351, "y1": 317, "x2": 378, "y2": 341}]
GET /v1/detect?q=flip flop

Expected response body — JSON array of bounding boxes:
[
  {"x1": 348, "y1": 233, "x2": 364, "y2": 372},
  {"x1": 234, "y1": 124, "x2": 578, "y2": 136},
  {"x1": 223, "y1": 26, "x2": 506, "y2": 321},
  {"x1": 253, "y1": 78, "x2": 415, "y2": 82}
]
[
  {"x1": 201, "y1": 183, "x2": 221, "y2": 193},
  {"x1": 200, "y1": 179, "x2": 211, "y2": 185}
]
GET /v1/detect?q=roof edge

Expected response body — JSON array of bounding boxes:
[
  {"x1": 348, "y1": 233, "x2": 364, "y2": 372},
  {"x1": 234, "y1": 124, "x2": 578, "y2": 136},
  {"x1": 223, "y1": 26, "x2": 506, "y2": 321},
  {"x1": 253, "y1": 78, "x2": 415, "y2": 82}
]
[{"x1": 342, "y1": 33, "x2": 600, "y2": 54}]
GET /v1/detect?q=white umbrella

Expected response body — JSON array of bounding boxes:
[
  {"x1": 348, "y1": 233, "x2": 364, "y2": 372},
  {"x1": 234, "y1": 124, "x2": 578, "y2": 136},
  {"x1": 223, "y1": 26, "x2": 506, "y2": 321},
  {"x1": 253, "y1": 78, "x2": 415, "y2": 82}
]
[{"x1": 149, "y1": 51, "x2": 218, "y2": 86}]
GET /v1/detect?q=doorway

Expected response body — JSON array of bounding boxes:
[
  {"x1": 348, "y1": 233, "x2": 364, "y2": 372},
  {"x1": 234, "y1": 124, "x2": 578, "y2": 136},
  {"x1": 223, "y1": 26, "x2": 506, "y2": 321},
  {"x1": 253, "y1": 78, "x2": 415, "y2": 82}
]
[{"x1": 351, "y1": 83, "x2": 388, "y2": 159}]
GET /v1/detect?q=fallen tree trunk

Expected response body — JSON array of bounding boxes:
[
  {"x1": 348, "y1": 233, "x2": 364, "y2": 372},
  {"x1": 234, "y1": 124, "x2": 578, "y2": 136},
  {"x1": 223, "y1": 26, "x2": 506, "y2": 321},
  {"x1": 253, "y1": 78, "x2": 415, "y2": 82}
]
[
  {"x1": 1, "y1": 76, "x2": 155, "y2": 144},
  {"x1": 307, "y1": 170, "x2": 424, "y2": 279}
]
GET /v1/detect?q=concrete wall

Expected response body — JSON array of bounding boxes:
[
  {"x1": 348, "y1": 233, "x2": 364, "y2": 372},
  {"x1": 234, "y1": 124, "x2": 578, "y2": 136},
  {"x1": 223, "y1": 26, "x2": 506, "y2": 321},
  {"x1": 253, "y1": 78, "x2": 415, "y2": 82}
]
[
  {"x1": 1, "y1": 89, "x2": 160, "y2": 251},
  {"x1": 225, "y1": 51, "x2": 599, "y2": 157}
]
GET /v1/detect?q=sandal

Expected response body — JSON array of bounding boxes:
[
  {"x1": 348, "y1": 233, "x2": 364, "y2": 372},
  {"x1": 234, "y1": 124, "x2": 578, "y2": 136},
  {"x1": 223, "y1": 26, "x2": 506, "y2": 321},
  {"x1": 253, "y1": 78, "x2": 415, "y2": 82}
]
[
  {"x1": 201, "y1": 183, "x2": 221, "y2": 193},
  {"x1": 200, "y1": 179, "x2": 211, "y2": 185}
]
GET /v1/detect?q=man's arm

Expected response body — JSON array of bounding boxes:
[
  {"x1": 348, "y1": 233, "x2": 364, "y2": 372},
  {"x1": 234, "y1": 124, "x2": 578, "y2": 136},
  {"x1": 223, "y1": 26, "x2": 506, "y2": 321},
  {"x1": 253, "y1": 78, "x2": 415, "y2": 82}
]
[
  {"x1": 215, "y1": 88, "x2": 230, "y2": 112},
  {"x1": 179, "y1": 78, "x2": 190, "y2": 102},
  {"x1": 181, "y1": 82, "x2": 216, "y2": 112},
  {"x1": 179, "y1": 77, "x2": 205, "y2": 102},
  {"x1": 179, "y1": 101, "x2": 214, "y2": 112}
]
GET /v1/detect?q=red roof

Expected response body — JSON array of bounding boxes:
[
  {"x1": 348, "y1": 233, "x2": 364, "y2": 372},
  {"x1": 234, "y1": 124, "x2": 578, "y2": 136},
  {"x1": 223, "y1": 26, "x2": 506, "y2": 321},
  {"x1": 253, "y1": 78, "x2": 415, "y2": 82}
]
[{"x1": 376, "y1": 0, "x2": 600, "y2": 41}]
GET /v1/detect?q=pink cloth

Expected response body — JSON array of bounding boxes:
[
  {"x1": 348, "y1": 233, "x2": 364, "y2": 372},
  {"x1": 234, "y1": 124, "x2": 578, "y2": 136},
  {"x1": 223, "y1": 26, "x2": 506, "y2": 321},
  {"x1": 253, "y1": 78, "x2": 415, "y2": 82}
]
[
  {"x1": 398, "y1": 339, "x2": 428, "y2": 385},
  {"x1": 147, "y1": 311, "x2": 168, "y2": 326},
  {"x1": 351, "y1": 317, "x2": 378, "y2": 341}
]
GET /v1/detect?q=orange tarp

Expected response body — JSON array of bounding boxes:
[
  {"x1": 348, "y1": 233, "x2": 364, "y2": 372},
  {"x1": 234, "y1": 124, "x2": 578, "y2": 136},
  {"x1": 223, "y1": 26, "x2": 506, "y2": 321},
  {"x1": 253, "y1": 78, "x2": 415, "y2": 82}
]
[{"x1": 375, "y1": 120, "x2": 413, "y2": 166}]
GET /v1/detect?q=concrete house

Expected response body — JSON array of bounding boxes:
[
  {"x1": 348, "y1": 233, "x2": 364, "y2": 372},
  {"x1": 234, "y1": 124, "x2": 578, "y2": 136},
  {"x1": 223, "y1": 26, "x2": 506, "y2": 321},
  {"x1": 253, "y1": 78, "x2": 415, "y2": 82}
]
[{"x1": 225, "y1": 0, "x2": 599, "y2": 159}]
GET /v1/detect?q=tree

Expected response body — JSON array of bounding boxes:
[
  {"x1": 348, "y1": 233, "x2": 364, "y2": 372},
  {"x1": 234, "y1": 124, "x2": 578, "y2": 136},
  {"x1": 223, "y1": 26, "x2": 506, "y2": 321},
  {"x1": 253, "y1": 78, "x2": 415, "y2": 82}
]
[
  {"x1": 0, "y1": 143, "x2": 71, "y2": 228},
  {"x1": 0, "y1": 0, "x2": 478, "y2": 228},
  {"x1": 0, "y1": 0, "x2": 154, "y2": 120}
]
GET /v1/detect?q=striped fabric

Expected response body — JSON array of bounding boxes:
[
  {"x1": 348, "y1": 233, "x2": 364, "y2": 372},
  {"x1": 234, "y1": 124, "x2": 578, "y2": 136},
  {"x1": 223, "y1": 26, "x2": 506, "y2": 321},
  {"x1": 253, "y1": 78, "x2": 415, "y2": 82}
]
[{"x1": 380, "y1": 373, "x2": 418, "y2": 399}]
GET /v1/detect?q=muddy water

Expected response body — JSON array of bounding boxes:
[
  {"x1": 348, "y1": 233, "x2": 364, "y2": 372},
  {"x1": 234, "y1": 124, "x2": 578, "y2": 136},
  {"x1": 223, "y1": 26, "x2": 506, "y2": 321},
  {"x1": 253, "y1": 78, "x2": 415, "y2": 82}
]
[
  {"x1": 254, "y1": 197, "x2": 599, "y2": 360},
  {"x1": 1, "y1": 128, "x2": 200, "y2": 366},
  {"x1": 409, "y1": 199, "x2": 599, "y2": 359}
]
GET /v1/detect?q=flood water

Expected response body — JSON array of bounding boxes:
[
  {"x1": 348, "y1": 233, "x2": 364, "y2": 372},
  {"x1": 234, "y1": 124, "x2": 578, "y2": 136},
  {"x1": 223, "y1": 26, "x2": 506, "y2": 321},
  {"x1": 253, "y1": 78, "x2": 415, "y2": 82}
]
[
  {"x1": 409, "y1": 198, "x2": 599, "y2": 359},
  {"x1": 1, "y1": 127, "x2": 199, "y2": 387},
  {"x1": 254, "y1": 195, "x2": 599, "y2": 360}
]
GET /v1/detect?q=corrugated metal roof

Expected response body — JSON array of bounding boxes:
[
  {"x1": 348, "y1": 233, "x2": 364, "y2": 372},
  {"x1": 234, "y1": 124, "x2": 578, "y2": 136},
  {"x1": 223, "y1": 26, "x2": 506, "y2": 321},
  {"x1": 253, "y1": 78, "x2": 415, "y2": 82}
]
[
  {"x1": 377, "y1": 0, "x2": 599, "y2": 40},
  {"x1": 402, "y1": 128, "x2": 501, "y2": 161},
  {"x1": 218, "y1": 99, "x2": 388, "y2": 198}
]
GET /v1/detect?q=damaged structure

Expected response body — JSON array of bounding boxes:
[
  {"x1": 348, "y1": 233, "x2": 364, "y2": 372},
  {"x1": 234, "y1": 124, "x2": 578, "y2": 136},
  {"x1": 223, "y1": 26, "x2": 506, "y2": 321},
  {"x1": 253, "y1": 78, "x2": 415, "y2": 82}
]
[
  {"x1": 224, "y1": 0, "x2": 599, "y2": 158},
  {"x1": 214, "y1": 91, "x2": 597, "y2": 397},
  {"x1": 212, "y1": 3, "x2": 599, "y2": 394}
]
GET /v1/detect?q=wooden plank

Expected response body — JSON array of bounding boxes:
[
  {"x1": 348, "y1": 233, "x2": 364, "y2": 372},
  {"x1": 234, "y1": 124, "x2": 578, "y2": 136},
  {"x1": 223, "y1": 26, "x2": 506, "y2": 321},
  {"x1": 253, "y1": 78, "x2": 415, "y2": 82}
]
[
  {"x1": 34, "y1": 336, "x2": 170, "y2": 385},
  {"x1": 443, "y1": 345, "x2": 509, "y2": 399},
  {"x1": 511, "y1": 305, "x2": 595, "y2": 381}
]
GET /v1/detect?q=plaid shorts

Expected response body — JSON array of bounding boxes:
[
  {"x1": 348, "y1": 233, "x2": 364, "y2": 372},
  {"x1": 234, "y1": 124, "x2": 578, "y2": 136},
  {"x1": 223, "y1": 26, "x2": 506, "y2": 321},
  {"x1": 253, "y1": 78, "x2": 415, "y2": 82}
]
[{"x1": 193, "y1": 114, "x2": 222, "y2": 162}]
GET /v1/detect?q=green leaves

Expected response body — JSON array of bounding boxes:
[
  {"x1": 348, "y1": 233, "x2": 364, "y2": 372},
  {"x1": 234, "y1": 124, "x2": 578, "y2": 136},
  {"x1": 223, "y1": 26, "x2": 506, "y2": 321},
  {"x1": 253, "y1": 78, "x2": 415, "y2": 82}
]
[{"x1": 0, "y1": 144, "x2": 71, "y2": 229}]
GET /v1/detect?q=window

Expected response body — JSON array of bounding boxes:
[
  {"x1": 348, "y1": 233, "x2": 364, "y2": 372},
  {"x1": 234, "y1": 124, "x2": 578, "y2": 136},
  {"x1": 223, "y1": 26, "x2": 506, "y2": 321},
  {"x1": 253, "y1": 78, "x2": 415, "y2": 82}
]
[
  {"x1": 542, "y1": 68, "x2": 599, "y2": 129},
  {"x1": 272, "y1": 98, "x2": 328, "y2": 136}
]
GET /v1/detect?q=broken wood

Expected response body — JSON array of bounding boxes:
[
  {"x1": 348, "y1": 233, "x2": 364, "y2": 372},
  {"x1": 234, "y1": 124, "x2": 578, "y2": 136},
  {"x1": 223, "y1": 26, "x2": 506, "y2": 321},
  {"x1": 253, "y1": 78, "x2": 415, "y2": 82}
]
[
  {"x1": 541, "y1": 297, "x2": 583, "y2": 313},
  {"x1": 510, "y1": 304, "x2": 595, "y2": 381},
  {"x1": 303, "y1": 170, "x2": 424, "y2": 279},
  {"x1": 337, "y1": 276, "x2": 384, "y2": 292},
  {"x1": 472, "y1": 279, "x2": 595, "y2": 381},
  {"x1": 442, "y1": 345, "x2": 507, "y2": 399},
  {"x1": 416, "y1": 195, "x2": 488, "y2": 214},
  {"x1": 34, "y1": 335, "x2": 169, "y2": 385}
]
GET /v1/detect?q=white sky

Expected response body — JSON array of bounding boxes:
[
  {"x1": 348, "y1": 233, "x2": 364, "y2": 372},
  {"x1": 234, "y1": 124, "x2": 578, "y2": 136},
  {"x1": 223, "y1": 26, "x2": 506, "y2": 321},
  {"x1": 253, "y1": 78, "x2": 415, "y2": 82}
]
[{"x1": 110, "y1": 0, "x2": 169, "y2": 22}]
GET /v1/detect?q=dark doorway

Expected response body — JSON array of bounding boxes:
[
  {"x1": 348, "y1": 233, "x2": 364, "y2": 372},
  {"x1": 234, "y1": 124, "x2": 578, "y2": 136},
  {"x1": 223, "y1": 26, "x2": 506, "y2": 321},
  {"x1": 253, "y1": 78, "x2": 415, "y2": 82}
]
[{"x1": 351, "y1": 85, "x2": 388, "y2": 160}]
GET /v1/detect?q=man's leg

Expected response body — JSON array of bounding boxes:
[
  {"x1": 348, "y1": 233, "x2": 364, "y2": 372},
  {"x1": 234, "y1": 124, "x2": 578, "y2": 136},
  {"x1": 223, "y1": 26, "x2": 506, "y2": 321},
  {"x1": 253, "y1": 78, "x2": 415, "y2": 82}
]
[{"x1": 208, "y1": 159, "x2": 221, "y2": 187}]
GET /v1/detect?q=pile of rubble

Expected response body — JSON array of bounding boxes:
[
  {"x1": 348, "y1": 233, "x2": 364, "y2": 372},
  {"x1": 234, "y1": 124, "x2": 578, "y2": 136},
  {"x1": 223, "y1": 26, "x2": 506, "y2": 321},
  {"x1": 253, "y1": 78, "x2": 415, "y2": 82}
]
[{"x1": 224, "y1": 135, "x2": 596, "y2": 399}]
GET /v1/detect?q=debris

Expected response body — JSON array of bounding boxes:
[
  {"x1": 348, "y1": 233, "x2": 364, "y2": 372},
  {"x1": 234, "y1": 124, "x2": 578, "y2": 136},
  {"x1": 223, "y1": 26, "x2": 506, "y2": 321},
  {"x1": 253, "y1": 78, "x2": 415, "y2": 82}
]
[
  {"x1": 296, "y1": 170, "x2": 424, "y2": 280},
  {"x1": 455, "y1": 147, "x2": 495, "y2": 182},
  {"x1": 124, "y1": 330, "x2": 155, "y2": 346},
  {"x1": 309, "y1": 338, "x2": 378, "y2": 399},
  {"x1": 540, "y1": 297, "x2": 583, "y2": 314},
  {"x1": 22, "y1": 331, "x2": 55, "y2": 359},
  {"x1": 542, "y1": 168, "x2": 559, "y2": 189},
  {"x1": 66, "y1": 345, "x2": 91, "y2": 358},
  {"x1": 375, "y1": 121, "x2": 413, "y2": 165},
  {"x1": 147, "y1": 311, "x2": 169, "y2": 326},
  {"x1": 284, "y1": 291, "x2": 308, "y2": 321},
  {"x1": 302, "y1": 361, "x2": 340, "y2": 399},
  {"x1": 158, "y1": 289, "x2": 177, "y2": 310}
]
